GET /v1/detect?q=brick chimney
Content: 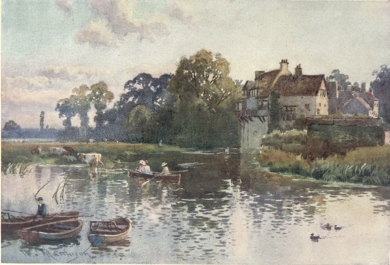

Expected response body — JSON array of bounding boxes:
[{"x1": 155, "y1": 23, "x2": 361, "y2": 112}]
[
  {"x1": 280, "y1": 59, "x2": 289, "y2": 72},
  {"x1": 295, "y1": 64, "x2": 302, "y2": 76}
]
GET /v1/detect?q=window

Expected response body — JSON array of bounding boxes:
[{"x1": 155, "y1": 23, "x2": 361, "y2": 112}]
[
  {"x1": 319, "y1": 103, "x2": 321, "y2": 107},
  {"x1": 305, "y1": 104, "x2": 310, "y2": 111},
  {"x1": 317, "y1": 108, "x2": 321, "y2": 115},
  {"x1": 284, "y1": 106, "x2": 297, "y2": 121}
]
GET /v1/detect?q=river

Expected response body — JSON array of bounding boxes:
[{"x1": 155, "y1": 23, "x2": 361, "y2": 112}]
[{"x1": 1, "y1": 152, "x2": 389, "y2": 264}]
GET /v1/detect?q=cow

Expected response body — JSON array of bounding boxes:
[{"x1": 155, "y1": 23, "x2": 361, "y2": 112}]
[
  {"x1": 62, "y1": 146, "x2": 78, "y2": 156},
  {"x1": 31, "y1": 146, "x2": 42, "y2": 155},
  {"x1": 77, "y1": 153, "x2": 104, "y2": 167},
  {"x1": 49, "y1": 147, "x2": 69, "y2": 156}
]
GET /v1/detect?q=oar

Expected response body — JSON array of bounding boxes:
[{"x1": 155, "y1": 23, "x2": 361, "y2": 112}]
[
  {"x1": 2, "y1": 209, "x2": 32, "y2": 215},
  {"x1": 141, "y1": 175, "x2": 159, "y2": 187}
]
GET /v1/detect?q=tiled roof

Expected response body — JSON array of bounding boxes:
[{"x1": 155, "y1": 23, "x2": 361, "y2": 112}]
[
  {"x1": 272, "y1": 75, "x2": 325, "y2": 96},
  {"x1": 243, "y1": 69, "x2": 282, "y2": 97}
]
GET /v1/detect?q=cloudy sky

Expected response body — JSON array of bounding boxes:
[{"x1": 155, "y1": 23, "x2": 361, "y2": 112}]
[{"x1": 2, "y1": 0, "x2": 390, "y2": 129}]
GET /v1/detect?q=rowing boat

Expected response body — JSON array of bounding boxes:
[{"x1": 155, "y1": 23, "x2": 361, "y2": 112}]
[
  {"x1": 1, "y1": 211, "x2": 80, "y2": 232},
  {"x1": 88, "y1": 217, "x2": 132, "y2": 245},
  {"x1": 129, "y1": 170, "x2": 181, "y2": 184},
  {"x1": 18, "y1": 218, "x2": 83, "y2": 243}
]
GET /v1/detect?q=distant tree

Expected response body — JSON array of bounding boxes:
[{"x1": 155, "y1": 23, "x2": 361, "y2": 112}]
[
  {"x1": 40, "y1": 111, "x2": 45, "y2": 130},
  {"x1": 371, "y1": 64, "x2": 390, "y2": 123},
  {"x1": 326, "y1": 69, "x2": 351, "y2": 90},
  {"x1": 55, "y1": 98, "x2": 76, "y2": 128},
  {"x1": 88, "y1": 81, "x2": 114, "y2": 130},
  {"x1": 3, "y1": 120, "x2": 21, "y2": 131},
  {"x1": 168, "y1": 49, "x2": 238, "y2": 111},
  {"x1": 71, "y1": 84, "x2": 91, "y2": 135}
]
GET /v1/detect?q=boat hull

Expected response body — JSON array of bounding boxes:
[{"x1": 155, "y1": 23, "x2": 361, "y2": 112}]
[
  {"x1": 1, "y1": 211, "x2": 80, "y2": 232},
  {"x1": 129, "y1": 170, "x2": 181, "y2": 184},
  {"x1": 18, "y1": 219, "x2": 83, "y2": 243},
  {"x1": 88, "y1": 217, "x2": 132, "y2": 245}
]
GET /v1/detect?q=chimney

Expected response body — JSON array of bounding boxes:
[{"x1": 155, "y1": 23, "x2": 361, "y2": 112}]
[
  {"x1": 361, "y1": 82, "x2": 366, "y2": 92},
  {"x1": 280, "y1": 59, "x2": 289, "y2": 71},
  {"x1": 295, "y1": 64, "x2": 302, "y2": 76},
  {"x1": 255, "y1": 71, "x2": 265, "y2": 80}
]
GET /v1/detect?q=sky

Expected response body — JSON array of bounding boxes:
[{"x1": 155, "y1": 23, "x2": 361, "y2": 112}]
[{"x1": 2, "y1": 0, "x2": 390, "y2": 129}]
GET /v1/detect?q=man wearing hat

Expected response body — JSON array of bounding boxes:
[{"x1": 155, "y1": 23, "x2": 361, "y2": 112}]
[
  {"x1": 35, "y1": 197, "x2": 47, "y2": 218},
  {"x1": 161, "y1": 162, "x2": 170, "y2": 175}
]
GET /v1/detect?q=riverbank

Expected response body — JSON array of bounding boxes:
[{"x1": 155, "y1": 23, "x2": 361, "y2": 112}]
[
  {"x1": 258, "y1": 146, "x2": 390, "y2": 186},
  {"x1": 1, "y1": 141, "x2": 186, "y2": 173}
]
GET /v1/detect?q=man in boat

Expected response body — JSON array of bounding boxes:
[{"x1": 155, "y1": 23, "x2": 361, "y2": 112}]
[
  {"x1": 161, "y1": 162, "x2": 170, "y2": 175},
  {"x1": 35, "y1": 197, "x2": 47, "y2": 218}
]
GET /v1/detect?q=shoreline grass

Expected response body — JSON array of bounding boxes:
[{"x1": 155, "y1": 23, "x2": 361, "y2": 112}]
[{"x1": 259, "y1": 146, "x2": 390, "y2": 186}]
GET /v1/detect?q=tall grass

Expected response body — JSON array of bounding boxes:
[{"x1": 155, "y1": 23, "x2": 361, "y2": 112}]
[{"x1": 259, "y1": 146, "x2": 390, "y2": 186}]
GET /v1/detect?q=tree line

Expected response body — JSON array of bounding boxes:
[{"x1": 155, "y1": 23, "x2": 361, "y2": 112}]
[{"x1": 55, "y1": 49, "x2": 242, "y2": 148}]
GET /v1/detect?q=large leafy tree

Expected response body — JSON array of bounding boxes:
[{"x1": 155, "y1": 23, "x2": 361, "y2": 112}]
[
  {"x1": 326, "y1": 69, "x2": 351, "y2": 90},
  {"x1": 89, "y1": 81, "x2": 114, "y2": 130},
  {"x1": 168, "y1": 49, "x2": 238, "y2": 111},
  {"x1": 119, "y1": 73, "x2": 173, "y2": 112},
  {"x1": 371, "y1": 64, "x2": 390, "y2": 123},
  {"x1": 71, "y1": 84, "x2": 91, "y2": 133},
  {"x1": 167, "y1": 49, "x2": 240, "y2": 148},
  {"x1": 55, "y1": 98, "x2": 76, "y2": 129}
]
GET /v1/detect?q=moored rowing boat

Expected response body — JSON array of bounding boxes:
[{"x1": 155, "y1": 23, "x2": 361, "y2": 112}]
[
  {"x1": 1, "y1": 211, "x2": 80, "y2": 232},
  {"x1": 88, "y1": 217, "x2": 132, "y2": 245},
  {"x1": 18, "y1": 218, "x2": 83, "y2": 243}
]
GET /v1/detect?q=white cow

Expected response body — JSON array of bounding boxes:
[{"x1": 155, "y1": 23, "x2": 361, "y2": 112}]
[
  {"x1": 77, "y1": 153, "x2": 103, "y2": 167},
  {"x1": 49, "y1": 147, "x2": 69, "y2": 156}
]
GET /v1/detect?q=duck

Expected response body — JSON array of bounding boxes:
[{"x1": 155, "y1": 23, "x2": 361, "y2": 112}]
[
  {"x1": 334, "y1": 225, "x2": 342, "y2": 230},
  {"x1": 310, "y1": 233, "x2": 320, "y2": 240},
  {"x1": 324, "y1": 223, "x2": 332, "y2": 230}
]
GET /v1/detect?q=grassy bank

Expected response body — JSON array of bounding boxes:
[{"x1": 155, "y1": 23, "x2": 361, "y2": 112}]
[
  {"x1": 1, "y1": 141, "x2": 185, "y2": 173},
  {"x1": 259, "y1": 146, "x2": 390, "y2": 186}
]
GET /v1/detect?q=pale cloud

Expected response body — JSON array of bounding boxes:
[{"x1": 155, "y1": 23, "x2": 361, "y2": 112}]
[
  {"x1": 55, "y1": 0, "x2": 73, "y2": 16},
  {"x1": 2, "y1": 75, "x2": 52, "y2": 92},
  {"x1": 37, "y1": 65, "x2": 111, "y2": 81},
  {"x1": 75, "y1": 20, "x2": 119, "y2": 48}
]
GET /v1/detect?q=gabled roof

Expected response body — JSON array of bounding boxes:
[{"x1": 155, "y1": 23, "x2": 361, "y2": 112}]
[
  {"x1": 242, "y1": 69, "x2": 283, "y2": 97},
  {"x1": 365, "y1": 92, "x2": 377, "y2": 101},
  {"x1": 272, "y1": 75, "x2": 326, "y2": 96},
  {"x1": 343, "y1": 97, "x2": 372, "y2": 111}
]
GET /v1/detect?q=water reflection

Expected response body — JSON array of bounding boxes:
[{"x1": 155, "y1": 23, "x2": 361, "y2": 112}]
[{"x1": 1, "y1": 153, "x2": 390, "y2": 264}]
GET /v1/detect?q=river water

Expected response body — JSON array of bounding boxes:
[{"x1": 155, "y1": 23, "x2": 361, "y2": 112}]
[{"x1": 1, "y1": 152, "x2": 389, "y2": 264}]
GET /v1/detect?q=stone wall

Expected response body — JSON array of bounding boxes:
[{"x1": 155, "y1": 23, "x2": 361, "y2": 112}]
[
  {"x1": 240, "y1": 117, "x2": 269, "y2": 154},
  {"x1": 305, "y1": 118, "x2": 385, "y2": 158}
]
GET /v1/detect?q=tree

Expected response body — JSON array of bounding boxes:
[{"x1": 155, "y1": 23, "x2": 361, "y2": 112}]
[
  {"x1": 3, "y1": 120, "x2": 21, "y2": 131},
  {"x1": 71, "y1": 84, "x2": 91, "y2": 135},
  {"x1": 40, "y1": 111, "x2": 45, "y2": 130},
  {"x1": 268, "y1": 91, "x2": 283, "y2": 133},
  {"x1": 88, "y1": 81, "x2": 114, "y2": 130},
  {"x1": 371, "y1": 64, "x2": 390, "y2": 123},
  {"x1": 326, "y1": 69, "x2": 351, "y2": 90},
  {"x1": 168, "y1": 49, "x2": 238, "y2": 111},
  {"x1": 55, "y1": 98, "x2": 76, "y2": 128}
]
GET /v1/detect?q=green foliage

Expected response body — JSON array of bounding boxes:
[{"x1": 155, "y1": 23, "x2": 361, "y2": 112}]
[
  {"x1": 168, "y1": 49, "x2": 239, "y2": 111},
  {"x1": 326, "y1": 69, "x2": 351, "y2": 90},
  {"x1": 371, "y1": 64, "x2": 390, "y2": 123},
  {"x1": 268, "y1": 91, "x2": 283, "y2": 133},
  {"x1": 3, "y1": 120, "x2": 21, "y2": 131},
  {"x1": 262, "y1": 129, "x2": 307, "y2": 153}
]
